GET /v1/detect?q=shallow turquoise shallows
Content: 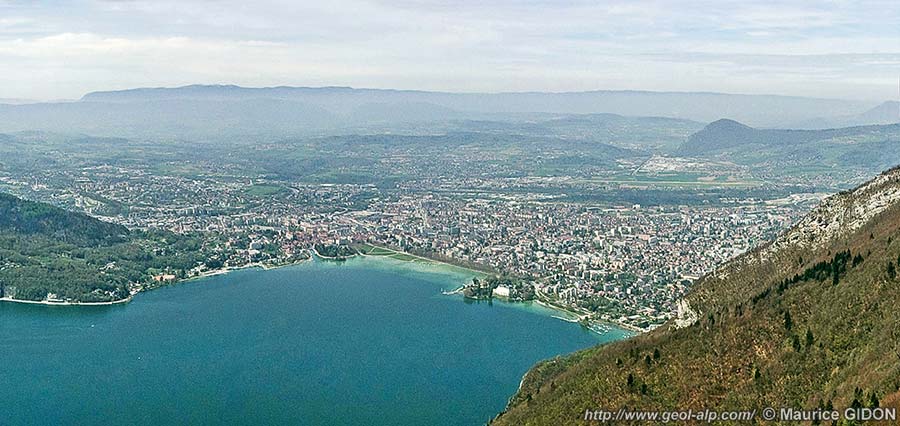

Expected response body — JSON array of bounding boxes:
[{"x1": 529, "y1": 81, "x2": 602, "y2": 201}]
[{"x1": 0, "y1": 257, "x2": 630, "y2": 426}]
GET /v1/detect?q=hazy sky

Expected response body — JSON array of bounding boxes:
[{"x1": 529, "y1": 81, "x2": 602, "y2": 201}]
[{"x1": 1, "y1": 0, "x2": 898, "y2": 100}]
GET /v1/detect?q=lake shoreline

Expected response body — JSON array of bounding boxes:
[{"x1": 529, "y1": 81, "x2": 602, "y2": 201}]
[
  {"x1": 356, "y1": 245, "x2": 641, "y2": 335},
  {"x1": 2, "y1": 255, "x2": 619, "y2": 426},
  {"x1": 320, "y1": 249, "x2": 635, "y2": 335},
  {"x1": 0, "y1": 247, "x2": 641, "y2": 335}
]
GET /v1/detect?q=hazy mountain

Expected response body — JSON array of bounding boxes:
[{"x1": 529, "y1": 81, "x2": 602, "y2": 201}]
[
  {"x1": 348, "y1": 102, "x2": 468, "y2": 123},
  {"x1": 343, "y1": 113, "x2": 703, "y2": 154},
  {"x1": 439, "y1": 114, "x2": 703, "y2": 153},
  {"x1": 678, "y1": 119, "x2": 761, "y2": 154},
  {"x1": 858, "y1": 101, "x2": 900, "y2": 123},
  {"x1": 793, "y1": 101, "x2": 900, "y2": 129},
  {"x1": 676, "y1": 118, "x2": 884, "y2": 155},
  {"x1": 677, "y1": 119, "x2": 900, "y2": 171},
  {"x1": 0, "y1": 84, "x2": 883, "y2": 140},
  {"x1": 494, "y1": 167, "x2": 900, "y2": 425},
  {"x1": 81, "y1": 84, "x2": 873, "y2": 127},
  {"x1": 0, "y1": 98, "x2": 38, "y2": 105},
  {"x1": 0, "y1": 98, "x2": 339, "y2": 139}
]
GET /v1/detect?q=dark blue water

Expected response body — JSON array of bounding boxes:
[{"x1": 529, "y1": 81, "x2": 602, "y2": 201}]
[{"x1": 0, "y1": 257, "x2": 629, "y2": 425}]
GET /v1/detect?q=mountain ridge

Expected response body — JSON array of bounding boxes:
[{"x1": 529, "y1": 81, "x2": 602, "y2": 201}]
[
  {"x1": 0, "y1": 85, "x2": 889, "y2": 137},
  {"x1": 679, "y1": 118, "x2": 900, "y2": 156},
  {"x1": 792, "y1": 101, "x2": 900, "y2": 129},
  {"x1": 74, "y1": 84, "x2": 877, "y2": 128},
  {"x1": 80, "y1": 84, "x2": 869, "y2": 102}
]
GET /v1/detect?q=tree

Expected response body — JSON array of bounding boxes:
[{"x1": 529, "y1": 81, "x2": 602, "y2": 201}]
[
  {"x1": 783, "y1": 310, "x2": 793, "y2": 331},
  {"x1": 869, "y1": 392, "x2": 880, "y2": 408},
  {"x1": 791, "y1": 335, "x2": 802, "y2": 351}
]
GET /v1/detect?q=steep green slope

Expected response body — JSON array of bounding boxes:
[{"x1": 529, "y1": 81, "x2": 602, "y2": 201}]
[
  {"x1": 0, "y1": 192, "x2": 128, "y2": 246},
  {"x1": 494, "y1": 168, "x2": 900, "y2": 425},
  {"x1": 0, "y1": 193, "x2": 208, "y2": 303}
]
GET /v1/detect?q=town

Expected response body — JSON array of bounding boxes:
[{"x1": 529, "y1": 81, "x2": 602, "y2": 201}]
[{"x1": 0, "y1": 155, "x2": 817, "y2": 331}]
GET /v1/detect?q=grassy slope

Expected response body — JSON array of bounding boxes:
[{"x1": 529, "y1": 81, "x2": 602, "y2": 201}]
[{"x1": 494, "y1": 178, "x2": 900, "y2": 425}]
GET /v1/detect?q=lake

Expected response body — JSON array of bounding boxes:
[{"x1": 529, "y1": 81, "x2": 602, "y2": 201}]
[{"x1": 0, "y1": 256, "x2": 630, "y2": 425}]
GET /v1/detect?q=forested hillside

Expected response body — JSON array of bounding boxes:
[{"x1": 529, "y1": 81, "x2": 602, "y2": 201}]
[
  {"x1": 0, "y1": 193, "x2": 208, "y2": 303},
  {"x1": 0, "y1": 192, "x2": 128, "y2": 245}
]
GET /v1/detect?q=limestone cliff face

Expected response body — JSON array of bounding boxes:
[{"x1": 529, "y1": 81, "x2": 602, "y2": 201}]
[
  {"x1": 689, "y1": 166, "x2": 900, "y2": 311},
  {"x1": 767, "y1": 167, "x2": 900, "y2": 254},
  {"x1": 672, "y1": 299, "x2": 698, "y2": 329}
]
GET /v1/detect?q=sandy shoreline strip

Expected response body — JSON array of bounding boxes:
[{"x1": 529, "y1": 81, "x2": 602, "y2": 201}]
[
  {"x1": 0, "y1": 295, "x2": 133, "y2": 307},
  {"x1": 355, "y1": 244, "x2": 489, "y2": 277}
]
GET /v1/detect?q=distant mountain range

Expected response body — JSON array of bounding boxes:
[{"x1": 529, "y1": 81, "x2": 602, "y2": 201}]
[
  {"x1": 0, "y1": 85, "x2": 888, "y2": 138},
  {"x1": 0, "y1": 98, "x2": 39, "y2": 105},
  {"x1": 494, "y1": 166, "x2": 900, "y2": 425},
  {"x1": 0, "y1": 98, "x2": 341, "y2": 139},
  {"x1": 793, "y1": 101, "x2": 900, "y2": 129},
  {"x1": 676, "y1": 119, "x2": 900, "y2": 173},
  {"x1": 680, "y1": 119, "x2": 900, "y2": 155},
  {"x1": 81, "y1": 84, "x2": 875, "y2": 126}
]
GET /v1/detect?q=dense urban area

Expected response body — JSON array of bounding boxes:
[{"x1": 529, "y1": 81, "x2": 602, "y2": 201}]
[{"x1": 0, "y1": 143, "x2": 825, "y2": 331}]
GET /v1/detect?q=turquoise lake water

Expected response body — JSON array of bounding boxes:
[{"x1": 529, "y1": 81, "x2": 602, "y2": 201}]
[{"x1": 0, "y1": 256, "x2": 630, "y2": 425}]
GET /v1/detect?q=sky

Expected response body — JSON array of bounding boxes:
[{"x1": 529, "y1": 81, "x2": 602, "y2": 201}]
[{"x1": 0, "y1": 0, "x2": 898, "y2": 101}]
